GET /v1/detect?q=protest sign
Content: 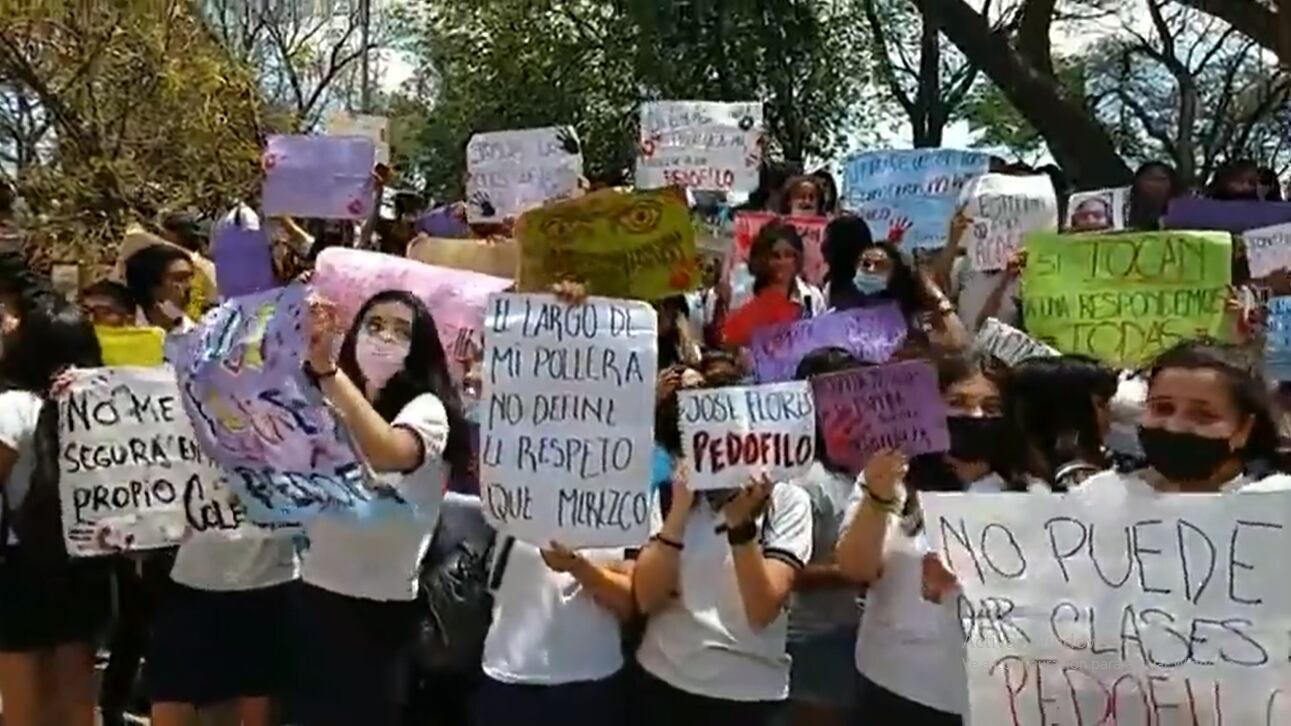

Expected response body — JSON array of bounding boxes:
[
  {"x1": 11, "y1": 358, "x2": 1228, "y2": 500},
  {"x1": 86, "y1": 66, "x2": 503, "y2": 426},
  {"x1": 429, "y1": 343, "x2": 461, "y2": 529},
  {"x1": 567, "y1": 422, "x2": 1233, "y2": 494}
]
[
  {"x1": 96, "y1": 326, "x2": 165, "y2": 367},
  {"x1": 678, "y1": 382, "x2": 815, "y2": 491},
  {"x1": 636, "y1": 101, "x2": 763, "y2": 193},
  {"x1": 1164, "y1": 197, "x2": 1291, "y2": 234},
  {"x1": 261, "y1": 135, "x2": 376, "y2": 220},
  {"x1": 1265, "y1": 296, "x2": 1291, "y2": 381},
  {"x1": 57, "y1": 367, "x2": 265, "y2": 556},
  {"x1": 313, "y1": 248, "x2": 513, "y2": 378},
  {"x1": 960, "y1": 174, "x2": 1059, "y2": 272},
  {"x1": 406, "y1": 235, "x2": 519, "y2": 279},
  {"x1": 921, "y1": 490, "x2": 1291, "y2": 726},
  {"x1": 1243, "y1": 221, "x2": 1291, "y2": 279},
  {"x1": 974, "y1": 318, "x2": 1059, "y2": 367},
  {"x1": 516, "y1": 187, "x2": 700, "y2": 301},
  {"x1": 749, "y1": 304, "x2": 908, "y2": 383},
  {"x1": 729, "y1": 212, "x2": 828, "y2": 285},
  {"x1": 1067, "y1": 187, "x2": 1129, "y2": 232},
  {"x1": 811, "y1": 360, "x2": 948, "y2": 472},
  {"x1": 466, "y1": 126, "x2": 584, "y2": 224},
  {"x1": 212, "y1": 215, "x2": 276, "y2": 300},
  {"x1": 167, "y1": 285, "x2": 379, "y2": 525},
  {"x1": 326, "y1": 111, "x2": 390, "y2": 165},
  {"x1": 479, "y1": 293, "x2": 657, "y2": 547},
  {"x1": 1022, "y1": 231, "x2": 1231, "y2": 367},
  {"x1": 841, "y1": 149, "x2": 990, "y2": 249}
]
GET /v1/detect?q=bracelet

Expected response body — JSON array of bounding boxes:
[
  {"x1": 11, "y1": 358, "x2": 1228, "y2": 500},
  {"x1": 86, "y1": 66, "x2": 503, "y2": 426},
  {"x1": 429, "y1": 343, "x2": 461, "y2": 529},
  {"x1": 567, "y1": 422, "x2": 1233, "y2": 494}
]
[
  {"x1": 862, "y1": 484, "x2": 899, "y2": 506},
  {"x1": 863, "y1": 487, "x2": 902, "y2": 515},
  {"x1": 651, "y1": 534, "x2": 684, "y2": 551},
  {"x1": 304, "y1": 361, "x2": 339, "y2": 380},
  {"x1": 726, "y1": 521, "x2": 758, "y2": 546}
]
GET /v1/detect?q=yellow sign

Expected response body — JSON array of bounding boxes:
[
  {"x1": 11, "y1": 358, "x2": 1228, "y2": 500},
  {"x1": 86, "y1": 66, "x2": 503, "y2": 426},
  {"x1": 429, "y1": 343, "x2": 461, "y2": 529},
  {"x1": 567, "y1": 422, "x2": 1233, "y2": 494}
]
[
  {"x1": 516, "y1": 188, "x2": 699, "y2": 300},
  {"x1": 96, "y1": 326, "x2": 165, "y2": 367},
  {"x1": 406, "y1": 236, "x2": 518, "y2": 279}
]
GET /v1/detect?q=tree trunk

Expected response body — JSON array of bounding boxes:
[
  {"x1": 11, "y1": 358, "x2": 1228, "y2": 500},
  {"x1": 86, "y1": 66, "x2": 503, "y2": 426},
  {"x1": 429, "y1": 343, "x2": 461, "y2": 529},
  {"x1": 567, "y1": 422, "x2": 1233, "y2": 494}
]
[
  {"x1": 912, "y1": 2, "x2": 943, "y2": 148},
  {"x1": 920, "y1": 0, "x2": 1132, "y2": 188}
]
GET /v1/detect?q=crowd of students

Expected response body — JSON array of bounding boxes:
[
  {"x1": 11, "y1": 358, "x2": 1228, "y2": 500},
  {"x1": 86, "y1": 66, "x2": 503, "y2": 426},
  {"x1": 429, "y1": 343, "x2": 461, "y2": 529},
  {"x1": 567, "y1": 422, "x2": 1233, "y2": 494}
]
[{"x1": 0, "y1": 150, "x2": 1286, "y2": 726}]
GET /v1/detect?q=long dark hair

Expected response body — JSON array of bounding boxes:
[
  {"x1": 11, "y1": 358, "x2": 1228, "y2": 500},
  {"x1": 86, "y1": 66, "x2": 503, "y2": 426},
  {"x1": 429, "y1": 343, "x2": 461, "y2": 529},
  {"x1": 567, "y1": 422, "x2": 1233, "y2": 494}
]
[
  {"x1": 124, "y1": 243, "x2": 190, "y2": 309},
  {"x1": 1145, "y1": 340, "x2": 1279, "y2": 467},
  {"x1": 821, "y1": 214, "x2": 923, "y2": 319},
  {"x1": 775, "y1": 175, "x2": 826, "y2": 216},
  {"x1": 0, "y1": 290, "x2": 102, "y2": 395},
  {"x1": 1127, "y1": 161, "x2": 1182, "y2": 231},
  {"x1": 748, "y1": 220, "x2": 804, "y2": 294},
  {"x1": 1004, "y1": 355, "x2": 1117, "y2": 488},
  {"x1": 337, "y1": 290, "x2": 471, "y2": 483},
  {"x1": 1207, "y1": 159, "x2": 1260, "y2": 201}
]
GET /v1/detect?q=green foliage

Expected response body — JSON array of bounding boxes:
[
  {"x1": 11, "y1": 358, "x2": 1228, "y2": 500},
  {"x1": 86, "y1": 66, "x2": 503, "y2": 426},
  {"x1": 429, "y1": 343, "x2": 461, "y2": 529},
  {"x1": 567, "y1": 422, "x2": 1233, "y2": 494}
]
[{"x1": 395, "y1": 0, "x2": 873, "y2": 201}]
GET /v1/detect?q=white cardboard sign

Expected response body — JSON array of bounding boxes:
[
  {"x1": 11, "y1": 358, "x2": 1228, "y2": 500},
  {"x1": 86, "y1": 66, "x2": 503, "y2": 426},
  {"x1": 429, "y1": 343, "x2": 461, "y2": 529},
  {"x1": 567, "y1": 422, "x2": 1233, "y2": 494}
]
[{"x1": 678, "y1": 381, "x2": 816, "y2": 491}]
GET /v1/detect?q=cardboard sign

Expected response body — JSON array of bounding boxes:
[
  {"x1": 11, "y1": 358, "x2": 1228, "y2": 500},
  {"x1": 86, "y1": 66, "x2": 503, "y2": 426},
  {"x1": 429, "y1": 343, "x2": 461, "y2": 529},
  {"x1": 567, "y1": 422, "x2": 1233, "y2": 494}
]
[
  {"x1": 1243, "y1": 222, "x2": 1291, "y2": 279},
  {"x1": 842, "y1": 149, "x2": 990, "y2": 249},
  {"x1": 811, "y1": 360, "x2": 948, "y2": 472},
  {"x1": 749, "y1": 304, "x2": 908, "y2": 383},
  {"x1": 1265, "y1": 296, "x2": 1291, "y2": 381},
  {"x1": 1067, "y1": 187, "x2": 1129, "y2": 232},
  {"x1": 1022, "y1": 231, "x2": 1231, "y2": 367},
  {"x1": 261, "y1": 135, "x2": 376, "y2": 220},
  {"x1": 57, "y1": 367, "x2": 267, "y2": 556},
  {"x1": 729, "y1": 212, "x2": 828, "y2": 286},
  {"x1": 96, "y1": 326, "x2": 166, "y2": 367},
  {"x1": 960, "y1": 174, "x2": 1059, "y2": 272},
  {"x1": 167, "y1": 285, "x2": 379, "y2": 525},
  {"x1": 406, "y1": 235, "x2": 519, "y2": 279},
  {"x1": 678, "y1": 381, "x2": 816, "y2": 491},
  {"x1": 479, "y1": 293, "x2": 657, "y2": 547},
  {"x1": 1164, "y1": 197, "x2": 1291, "y2": 234},
  {"x1": 974, "y1": 318, "x2": 1059, "y2": 367},
  {"x1": 326, "y1": 111, "x2": 391, "y2": 165},
  {"x1": 516, "y1": 187, "x2": 699, "y2": 301},
  {"x1": 636, "y1": 101, "x2": 763, "y2": 193},
  {"x1": 466, "y1": 126, "x2": 584, "y2": 224},
  {"x1": 922, "y1": 489, "x2": 1291, "y2": 726},
  {"x1": 312, "y1": 248, "x2": 513, "y2": 379},
  {"x1": 212, "y1": 213, "x2": 276, "y2": 300}
]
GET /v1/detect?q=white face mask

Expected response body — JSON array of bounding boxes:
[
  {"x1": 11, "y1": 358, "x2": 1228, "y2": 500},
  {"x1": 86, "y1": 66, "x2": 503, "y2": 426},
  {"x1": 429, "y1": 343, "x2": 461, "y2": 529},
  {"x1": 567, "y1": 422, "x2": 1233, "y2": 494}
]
[{"x1": 355, "y1": 331, "x2": 410, "y2": 393}]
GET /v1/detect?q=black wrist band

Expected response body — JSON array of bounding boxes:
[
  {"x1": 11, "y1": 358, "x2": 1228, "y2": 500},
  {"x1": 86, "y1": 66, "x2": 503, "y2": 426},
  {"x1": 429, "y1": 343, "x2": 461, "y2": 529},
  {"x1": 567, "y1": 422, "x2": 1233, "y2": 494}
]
[
  {"x1": 651, "y1": 534, "x2": 684, "y2": 551},
  {"x1": 727, "y1": 521, "x2": 757, "y2": 546},
  {"x1": 303, "y1": 361, "x2": 338, "y2": 381},
  {"x1": 862, "y1": 484, "x2": 898, "y2": 506}
]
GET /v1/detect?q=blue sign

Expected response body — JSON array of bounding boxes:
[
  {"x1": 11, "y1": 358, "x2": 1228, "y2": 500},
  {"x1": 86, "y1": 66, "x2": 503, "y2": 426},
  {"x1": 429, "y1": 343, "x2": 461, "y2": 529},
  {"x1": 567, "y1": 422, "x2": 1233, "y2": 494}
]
[{"x1": 841, "y1": 149, "x2": 990, "y2": 249}]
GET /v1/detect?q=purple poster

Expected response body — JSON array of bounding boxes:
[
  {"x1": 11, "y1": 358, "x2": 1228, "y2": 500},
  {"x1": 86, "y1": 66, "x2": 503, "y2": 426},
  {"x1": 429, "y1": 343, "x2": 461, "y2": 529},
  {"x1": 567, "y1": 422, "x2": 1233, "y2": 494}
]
[
  {"x1": 1164, "y1": 197, "x2": 1291, "y2": 234},
  {"x1": 167, "y1": 284, "x2": 397, "y2": 524},
  {"x1": 811, "y1": 359, "x2": 949, "y2": 472},
  {"x1": 212, "y1": 221, "x2": 276, "y2": 300},
  {"x1": 749, "y1": 304, "x2": 908, "y2": 383},
  {"x1": 261, "y1": 135, "x2": 376, "y2": 220}
]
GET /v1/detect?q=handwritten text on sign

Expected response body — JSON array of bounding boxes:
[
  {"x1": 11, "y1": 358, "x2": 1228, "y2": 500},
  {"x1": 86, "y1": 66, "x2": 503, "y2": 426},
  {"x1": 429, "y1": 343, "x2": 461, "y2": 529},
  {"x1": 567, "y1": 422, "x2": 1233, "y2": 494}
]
[
  {"x1": 636, "y1": 101, "x2": 762, "y2": 193},
  {"x1": 1265, "y1": 296, "x2": 1291, "y2": 381},
  {"x1": 811, "y1": 360, "x2": 948, "y2": 472},
  {"x1": 960, "y1": 174, "x2": 1058, "y2": 272},
  {"x1": 58, "y1": 367, "x2": 258, "y2": 556},
  {"x1": 921, "y1": 490, "x2": 1291, "y2": 726},
  {"x1": 480, "y1": 293, "x2": 657, "y2": 548},
  {"x1": 168, "y1": 285, "x2": 374, "y2": 525},
  {"x1": 1244, "y1": 222, "x2": 1291, "y2": 279},
  {"x1": 678, "y1": 382, "x2": 815, "y2": 491},
  {"x1": 1021, "y1": 231, "x2": 1231, "y2": 367},
  {"x1": 974, "y1": 318, "x2": 1059, "y2": 367},
  {"x1": 466, "y1": 126, "x2": 584, "y2": 224},
  {"x1": 842, "y1": 149, "x2": 990, "y2": 249},
  {"x1": 749, "y1": 304, "x2": 908, "y2": 383}
]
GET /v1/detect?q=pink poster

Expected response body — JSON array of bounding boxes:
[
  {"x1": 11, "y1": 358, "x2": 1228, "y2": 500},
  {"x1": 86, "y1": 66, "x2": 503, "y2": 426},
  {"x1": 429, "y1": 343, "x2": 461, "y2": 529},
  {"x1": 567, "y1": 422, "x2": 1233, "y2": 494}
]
[{"x1": 728, "y1": 212, "x2": 828, "y2": 286}]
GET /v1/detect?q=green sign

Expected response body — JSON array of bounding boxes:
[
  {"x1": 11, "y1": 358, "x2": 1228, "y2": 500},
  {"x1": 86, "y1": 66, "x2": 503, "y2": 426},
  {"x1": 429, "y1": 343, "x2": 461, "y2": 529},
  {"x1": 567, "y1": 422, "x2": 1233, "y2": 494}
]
[{"x1": 1021, "y1": 231, "x2": 1232, "y2": 367}]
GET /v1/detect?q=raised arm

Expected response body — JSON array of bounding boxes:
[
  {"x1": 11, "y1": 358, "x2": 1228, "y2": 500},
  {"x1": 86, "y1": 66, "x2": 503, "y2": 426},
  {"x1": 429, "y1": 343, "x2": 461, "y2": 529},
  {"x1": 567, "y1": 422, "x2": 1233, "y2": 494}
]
[
  {"x1": 632, "y1": 473, "x2": 694, "y2": 615},
  {"x1": 836, "y1": 449, "x2": 906, "y2": 585}
]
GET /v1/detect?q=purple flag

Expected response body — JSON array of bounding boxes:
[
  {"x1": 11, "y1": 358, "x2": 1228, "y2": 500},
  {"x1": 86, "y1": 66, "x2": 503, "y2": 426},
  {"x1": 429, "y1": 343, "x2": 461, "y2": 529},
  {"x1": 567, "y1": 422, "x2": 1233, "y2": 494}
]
[
  {"x1": 812, "y1": 359, "x2": 949, "y2": 472},
  {"x1": 261, "y1": 135, "x2": 376, "y2": 220},
  {"x1": 212, "y1": 221, "x2": 276, "y2": 300},
  {"x1": 749, "y1": 304, "x2": 908, "y2": 383},
  {"x1": 1164, "y1": 197, "x2": 1291, "y2": 234},
  {"x1": 167, "y1": 284, "x2": 399, "y2": 525}
]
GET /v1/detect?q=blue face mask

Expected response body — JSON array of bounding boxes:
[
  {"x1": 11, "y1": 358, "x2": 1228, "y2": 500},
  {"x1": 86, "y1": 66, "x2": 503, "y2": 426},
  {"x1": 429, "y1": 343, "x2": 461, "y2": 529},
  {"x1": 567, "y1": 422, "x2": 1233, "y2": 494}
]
[{"x1": 853, "y1": 271, "x2": 890, "y2": 295}]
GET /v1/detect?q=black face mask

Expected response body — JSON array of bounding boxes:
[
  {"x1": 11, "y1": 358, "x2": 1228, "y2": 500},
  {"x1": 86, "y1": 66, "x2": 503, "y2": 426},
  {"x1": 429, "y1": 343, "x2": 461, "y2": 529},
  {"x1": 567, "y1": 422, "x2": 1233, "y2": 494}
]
[
  {"x1": 1137, "y1": 426, "x2": 1235, "y2": 483},
  {"x1": 946, "y1": 415, "x2": 1003, "y2": 463}
]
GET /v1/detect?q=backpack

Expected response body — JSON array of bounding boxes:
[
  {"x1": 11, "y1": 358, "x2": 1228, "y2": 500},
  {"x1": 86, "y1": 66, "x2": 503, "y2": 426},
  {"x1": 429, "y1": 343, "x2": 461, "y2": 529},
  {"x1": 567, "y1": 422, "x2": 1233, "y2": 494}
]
[
  {"x1": 413, "y1": 495, "x2": 511, "y2": 674},
  {"x1": 0, "y1": 398, "x2": 69, "y2": 568}
]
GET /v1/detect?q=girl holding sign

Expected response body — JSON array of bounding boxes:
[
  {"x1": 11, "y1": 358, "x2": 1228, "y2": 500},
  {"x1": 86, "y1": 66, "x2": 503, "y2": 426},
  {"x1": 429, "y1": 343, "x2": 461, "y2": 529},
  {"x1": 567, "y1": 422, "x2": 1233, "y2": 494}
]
[
  {"x1": 0, "y1": 283, "x2": 109, "y2": 726},
  {"x1": 722, "y1": 221, "x2": 826, "y2": 347},
  {"x1": 292, "y1": 289, "x2": 471, "y2": 726},
  {"x1": 835, "y1": 352, "x2": 1027, "y2": 725}
]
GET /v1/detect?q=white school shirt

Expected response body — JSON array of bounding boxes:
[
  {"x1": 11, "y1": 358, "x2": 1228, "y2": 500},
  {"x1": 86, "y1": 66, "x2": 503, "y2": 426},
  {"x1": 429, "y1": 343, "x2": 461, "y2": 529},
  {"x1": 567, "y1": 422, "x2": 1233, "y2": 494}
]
[
  {"x1": 1077, "y1": 468, "x2": 1249, "y2": 497},
  {"x1": 787, "y1": 462, "x2": 862, "y2": 638},
  {"x1": 482, "y1": 542, "x2": 626, "y2": 685},
  {"x1": 170, "y1": 534, "x2": 299, "y2": 592},
  {"x1": 0, "y1": 391, "x2": 43, "y2": 543},
  {"x1": 687, "y1": 277, "x2": 827, "y2": 332},
  {"x1": 843, "y1": 472, "x2": 1009, "y2": 716},
  {"x1": 951, "y1": 256, "x2": 1017, "y2": 331},
  {"x1": 635, "y1": 483, "x2": 813, "y2": 702},
  {"x1": 301, "y1": 393, "x2": 449, "y2": 602}
]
